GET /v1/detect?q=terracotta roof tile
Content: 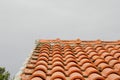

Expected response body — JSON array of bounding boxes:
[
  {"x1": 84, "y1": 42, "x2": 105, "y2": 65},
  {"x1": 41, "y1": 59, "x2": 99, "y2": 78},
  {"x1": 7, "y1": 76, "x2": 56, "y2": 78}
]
[{"x1": 20, "y1": 39, "x2": 120, "y2": 80}]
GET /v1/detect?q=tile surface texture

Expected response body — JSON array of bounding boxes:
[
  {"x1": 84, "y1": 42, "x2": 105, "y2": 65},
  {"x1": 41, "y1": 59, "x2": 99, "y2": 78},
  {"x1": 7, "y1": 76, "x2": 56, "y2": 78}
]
[{"x1": 21, "y1": 39, "x2": 120, "y2": 80}]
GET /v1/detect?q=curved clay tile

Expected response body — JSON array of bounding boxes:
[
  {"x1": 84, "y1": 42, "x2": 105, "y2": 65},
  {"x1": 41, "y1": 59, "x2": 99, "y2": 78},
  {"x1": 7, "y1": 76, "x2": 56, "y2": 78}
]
[
  {"x1": 84, "y1": 46, "x2": 92, "y2": 52},
  {"x1": 74, "y1": 47, "x2": 81, "y2": 51},
  {"x1": 40, "y1": 50, "x2": 49, "y2": 54},
  {"x1": 65, "y1": 55, "x2": 75, "y2": 61},
  {"x1": 88, "y1": 52, "x2": 98, "y2": 59},
  {"x1": 40, "y1": 46, "x2": 50, "y2": 52},
  {"x1": 101, "y1": 68, "x2": 116, "y2": 77},
  {"x1": 42, "y1": 44, "x2": 50, "y2": 49},
  {"x1": 33, "y1": 53, "x2": 39, "y2": 56},
  {"x1": 52, "y1": 56, "x2": 64, "y2": 63},
  {"x1": 114, "y1": 53, "x2": 120, "y2": 59},
  {"x1": 96, "y1": 47, "x2": 103, "y2": 52},
  {"x1": 65, "y1": 58, "x2": 77, "y2": 64},
  {"x1": 40, "y1": 47, "x2": 49, "y2": 50},
  {"x1": 37, "y1": 57, "x2": 48, "y2": 63},
  {"x1": 104, "y1": 45, "x2": 114, "y2": 49},
  {"x1": 53, "y1": 44, "x2": 61, "y2": 48},
  {"x1": 40, "y1": 48, "x2": 49, "y2": 52},
  {"x1": 75, "y1": 52, "x2": 86, "y2": 58},
  {"x1": 101, "y1": 52, "x2": 112, "y2": 59},
  {"x1": 21, "y1": 74, "x2": 30, "y2": 80},
  {"x1": 69, "y1": 72, "x2": 84, "y2": 80},
  {"x1": 78, "y1": 59, "x2": 90, "y2": 66},
  {"x1": 53, "y1": 44, "x2": 61, "y2": 47},
  {"x1": 64, "y1": 52, "x2": 73, "y2": 57},
  {"x1": 81, "y1": 63, "x2": 96, "y2": 71},
  {"x1": 114, "y1": 63, "x2": 120, "y2": 71},
  {"x1": 53, "y1": 48, "x2": 61, "y2": 52},
  {"x1": 94, "y1": 58, "x2": 106, "y2": 66},
  {"x1": 52, "y1": 53, "x2": 62, "y2": 57},
  {"x1": 52, "y1": 58, "x2": 64, "y2": 64},
  {"x1": 64, "y1": 44, "x2": 71, "y2": 48},
  {"x1": 92, "y1": 55, "x2": 99, "y2": 61},
  {"x1": 98, "y1": 50, "x2": 107, "y2": 55},
  {"x1": 52, "y1": 61, "x2": 65, "y2": 69},
  {"x1": 75, "y1": 48, "x2": 82, "y2": 53},
  {"x1": 34, "y1": 47, "x2": 39, "y2": 50},
  {"x1": 107, "y1": 47, "x2": 115, "y2": 52},
  {"x1": 24, "y1": 68, "x2": 33, "y2": 74},
  {"x1": 26, "y1": 64, "x2": 35, "y2": 69},
  {"x1": 52, "y1": 51, "x2": 61, "y2": 55},
  {"x1": 64, "y1": 48, "x2": 72, "y2": 53},
  {"x1": 51, "y1": 66, "x2": 65, "y2": 75},
  {"x1": 86, "y1": 49, "x2": 94, "y2": 54},
  {"x1": 88, "y1": 73, "x2": 104, "y2": 80},
  {"x1": 53, "y1": 47, "x2": 60, "y2": 50},
  {"x1": 31, "y1": 55, "x2": 38, "y2": 59},
  {"x1": 106, "y1": 73, "x2": 120, "y2": 80},
  {"x1": 66, "y1": 62, "x2": 79, "y2": 70},
  {"x1": 68, "y1": 67, "x2": 82, "y2": 76},
  {"x1": 94, "y1": 44, "x2": 102, "y2": 48},
  {"x1": 42, "y1": 46, "x2": 50, "y2": 50},
  {"x1": 35, "y1": 61, "x2": 48, "y2": 69},
  {"x1": 78, "y1": 55, "x2": 88, "y2": 61},
  {"x1": 50, "y1": 72, "x2": 66, "y2": 80},
  {"x1": 115, "y1": 45, "x2": 120, "y2": 50},
  {"x1": 94, "y1": 45, "x2": 102, "y2": 50},
  {"x1": 31, "y1": 77, "x2": 43, "y2": 80},
  {"x1": 39, "y1": 53, "x2": 49, "y2": 59},
  {"x1": 104, "y1": 56, "x2": 115, "y2": 62},
  {"x1": 40, "y1": 49, "x2": 49, "y2": 53},
  {"x1": 31, "y1": 70, "x2": 46, "y2": 80},
  {"x1": 111, "y1": 49, "x2": 119, "y2": 54},
  {"x1": 109, "y1": 59, "x2": 120, "y2": 67},
  {"x1": 30, "y1": 60, "x2": 37, "y2": 64},
  {"x1": 53, "y1": 54, "x2": 63, "y2": 60},
  {"x1": 97, "y1": 63, "x2": 111, "y2": 70},
  {"x1": 34, "y1": 65, "x2": 47, "y2": 73},
  {"x1": 86, "y1": 50, "x2": 96, "y2": 55},
  {"x1": 34, "y1": 49, "x2": 39, "y2": 52},
  {"x1": 84, "y1": 67, "x2": 98, "y2": 76},
  {"x1": 53, "y1": 46, "x2": 60, "y2": 49}
]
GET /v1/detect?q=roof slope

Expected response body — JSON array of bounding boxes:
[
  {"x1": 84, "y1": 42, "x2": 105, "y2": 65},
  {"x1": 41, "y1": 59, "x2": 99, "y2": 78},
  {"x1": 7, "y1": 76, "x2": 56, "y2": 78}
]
[{"x1": 20, "y1": 39, "x2": 120, "y2": 80}]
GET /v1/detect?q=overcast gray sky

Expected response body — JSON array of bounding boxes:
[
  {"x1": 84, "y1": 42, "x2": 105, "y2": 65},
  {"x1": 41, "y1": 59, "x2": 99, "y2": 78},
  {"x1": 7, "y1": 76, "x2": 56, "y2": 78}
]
[{"x1": 0, "y1": 0, "x2": 120, "y2": 77}]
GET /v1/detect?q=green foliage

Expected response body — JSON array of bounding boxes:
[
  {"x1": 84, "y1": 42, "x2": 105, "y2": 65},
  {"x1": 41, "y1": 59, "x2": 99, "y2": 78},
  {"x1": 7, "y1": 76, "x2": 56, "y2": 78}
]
[{"x1": 0, "y1": 67, "x2": 10, "y2": 80}]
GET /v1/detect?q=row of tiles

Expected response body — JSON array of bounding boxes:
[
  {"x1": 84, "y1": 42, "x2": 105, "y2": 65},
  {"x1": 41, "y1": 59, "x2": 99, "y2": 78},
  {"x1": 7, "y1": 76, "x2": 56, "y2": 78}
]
[{"x1": 21, "y1": 43, "x2": 120, "y2": 80}]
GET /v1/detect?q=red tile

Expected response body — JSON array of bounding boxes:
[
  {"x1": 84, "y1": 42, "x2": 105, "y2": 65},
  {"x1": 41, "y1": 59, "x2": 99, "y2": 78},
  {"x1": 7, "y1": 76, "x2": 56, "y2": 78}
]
[
  {"x1": 87, "y1": 73, "x2": 104, "y2": 80},
  {"x1": 69, "y1": 72, "x2": 84, "y2": 80},
  {"x1": 101, "y1": 68, "x2": 115, "y2": 77},
  {"x1": 31, "y1": 77, "x2": 43, "y2": 80},
  {"x1": 50, "y1": 72, "x2": 66, "y2": 80},
  {"x1": 20, "y1": 39, "x2": 120, "y2": 80},
  {"x1": 35, "y1": 60, "x2": 48, "y2": 69},
  {"x1": 68, "y1": 66, "x2": 82, "y2": 76},
  {"x1": 30, "y1": 70, "x2": 46, "y2": 80},
  {"x1": 51, "y1": 66, "x2": 65, "y2": 75},
  {"x1": 84, "y1": 67, "x2": 98, "y2": 76},
  {"x1": 106, "y1": 73, "x2": 120, "y2": 80}
]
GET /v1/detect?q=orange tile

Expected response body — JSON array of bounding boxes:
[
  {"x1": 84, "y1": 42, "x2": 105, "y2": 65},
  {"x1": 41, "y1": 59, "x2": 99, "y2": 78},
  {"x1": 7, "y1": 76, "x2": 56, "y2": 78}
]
[{"x1": 20, "y1": 39, "x2": 120, "y2": 80}]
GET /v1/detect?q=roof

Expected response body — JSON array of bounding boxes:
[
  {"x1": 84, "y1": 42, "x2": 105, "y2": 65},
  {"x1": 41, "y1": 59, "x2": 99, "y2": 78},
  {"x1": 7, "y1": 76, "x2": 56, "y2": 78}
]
[{"x1": 20, "y1": 39, "x2": 120, "y2": 80}]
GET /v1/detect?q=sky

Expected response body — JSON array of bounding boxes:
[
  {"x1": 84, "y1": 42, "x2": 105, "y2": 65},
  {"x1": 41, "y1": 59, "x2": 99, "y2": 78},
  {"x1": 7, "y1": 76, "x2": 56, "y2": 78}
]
[{"x1": 0, "y1": 0, "x2": 120, "y2": 77}]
